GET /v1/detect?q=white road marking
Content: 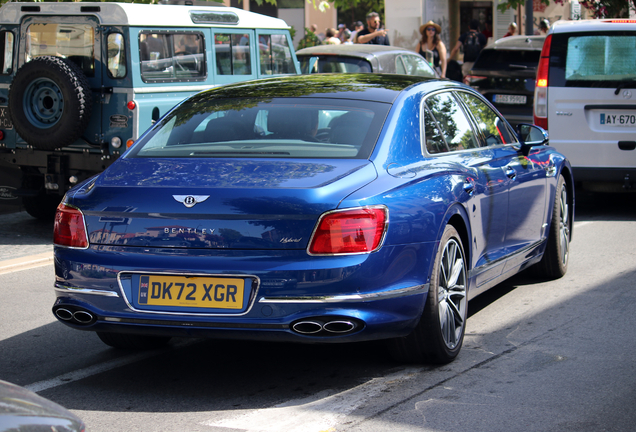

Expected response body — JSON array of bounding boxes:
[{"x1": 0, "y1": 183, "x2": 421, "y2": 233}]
[
  {"x1": 24, "y1": 340, "x2": 197, "y2": 393},
  {"x1": 0, "y1": 252, "x2": 53, "y2": 275},
  {"x1": 202, "y1": 368, "x2": 418, "y2": 432},
  {"x1": 24, "y1": 352, "x2": 157, "y2": 393}
]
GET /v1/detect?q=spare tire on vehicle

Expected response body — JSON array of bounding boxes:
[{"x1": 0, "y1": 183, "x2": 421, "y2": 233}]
[{"x1": 8, "y1": 56, "x2": 92, "y2": 151}]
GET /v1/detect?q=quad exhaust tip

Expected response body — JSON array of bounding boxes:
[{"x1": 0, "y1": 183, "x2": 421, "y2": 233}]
[{"x1": 291, "y1": 317, "x2": 363, "y2": 336}]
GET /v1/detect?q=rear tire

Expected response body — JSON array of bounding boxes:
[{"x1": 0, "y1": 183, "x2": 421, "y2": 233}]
[
  {"x1": 23, "y1": 192, "x2": 60, "y2": 221},
  {"x1": 388, "y1": 225, "x2": 468, "y2": 364},
  {"x1": 534, "y1": 175, "x2": 570, "y2": 279},
  {"x1": 97, "y1": 332, "x2": 171, "y2": 350}
]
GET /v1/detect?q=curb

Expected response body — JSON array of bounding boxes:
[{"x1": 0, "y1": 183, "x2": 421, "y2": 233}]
[{"x1": 0, "y1": 252, "x2": 54, "y2": 275}]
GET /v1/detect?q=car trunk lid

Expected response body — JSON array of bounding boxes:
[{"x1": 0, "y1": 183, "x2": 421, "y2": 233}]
[{"x1": 72, "y1": 158, "x2": 377, "y2": 250}]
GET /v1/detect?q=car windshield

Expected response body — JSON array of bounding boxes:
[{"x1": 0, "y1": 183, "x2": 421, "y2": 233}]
[
  {"x1": 299, "y1": 55, "x2": 373, "y2": 73},
  {"x1": 473, "y1": 49, "x2": 540, "y2": 71},
  {"x1": 127, "y1": 97, "x2": 390, "y2": 159}
]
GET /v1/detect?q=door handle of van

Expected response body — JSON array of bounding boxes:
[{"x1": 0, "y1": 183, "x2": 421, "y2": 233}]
[{"x1": 618, "y1": 141, "x2": 636, "y2": 151}]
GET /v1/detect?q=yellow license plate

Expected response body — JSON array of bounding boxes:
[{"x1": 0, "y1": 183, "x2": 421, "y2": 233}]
[{"x1": 138, "y1": 275, "x2": 244, "y2": 309}]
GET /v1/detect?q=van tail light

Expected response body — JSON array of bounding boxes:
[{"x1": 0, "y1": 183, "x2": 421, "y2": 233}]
[
  {"x1": 534, "y1": 34, "x2": 552, "y2": 130},
  {"x1": 308, "y1": 206, "x2": 388, "y2": 255},
  {"x1": 54, "y1": 203, "x2": 89, "y2": 248}
]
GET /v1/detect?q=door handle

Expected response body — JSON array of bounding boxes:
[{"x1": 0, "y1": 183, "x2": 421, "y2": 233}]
[
  {"x1": 505, "y1": 166, "x2": 517, "y2": 180},
  {"x1": 463, "y1": 177, "x2": 476, "y2": 195}
]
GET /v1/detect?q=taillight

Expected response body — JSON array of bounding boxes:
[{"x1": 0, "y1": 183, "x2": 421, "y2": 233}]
[
  {"x1": 308, "y1": 206, "x2": 388, "y2": 255},
  {"x1": 463, "y1": 75, "x2": 487, "y2": 85},
  {"x1": 534, "y1": 34, "x2": 552, "y2": 129},
  {"x1": 54, "y1": 203, "x2": 89, "y2": 248}
]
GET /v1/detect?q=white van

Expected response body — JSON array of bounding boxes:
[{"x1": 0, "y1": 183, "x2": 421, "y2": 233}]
[{"x1": 534, "y1": 19, "x2": 636, "y2": 191}]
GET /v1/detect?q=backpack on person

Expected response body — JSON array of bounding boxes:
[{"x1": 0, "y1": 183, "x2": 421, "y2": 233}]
[{"x1": 463, "y1": 31, "x2": 481, "y2": 62}]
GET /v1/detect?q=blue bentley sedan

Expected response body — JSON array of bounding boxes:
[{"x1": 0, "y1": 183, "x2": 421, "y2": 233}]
[{"x1": 52, "y1": 74, "x2": 573, "y2": 364}]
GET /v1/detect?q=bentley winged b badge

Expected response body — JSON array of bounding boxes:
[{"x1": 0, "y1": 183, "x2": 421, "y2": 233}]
[{"x1": 173, "y1": 195, "x2": 210, "y2": 208}]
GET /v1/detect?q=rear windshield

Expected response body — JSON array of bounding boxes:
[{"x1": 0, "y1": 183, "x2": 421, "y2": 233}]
[
  {"x1": 26, "y1": 23, "x2": 95, "y2": 76},
  {"x1": 473, "y1": 49, "x2": 540, "y2": 71},
  {"x1": 127, "y1": 97, "x2": 390, "y2": 159},
  {"x1": 299, "y1": 55, "x2": 373, "y2": 73},
  {"x1": 550, "y1": 31, "x2": 636, "y2": 87}
]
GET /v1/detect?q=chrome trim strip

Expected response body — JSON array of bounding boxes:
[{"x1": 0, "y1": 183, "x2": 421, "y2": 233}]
[
  {"x1": 116, "y1": 271, "x2": 260, "y2": 317},
  {"x1": 469, "y1": 239, "x2": 545, "y2": 278},
  {"x1": 258, "y1": 283, "x2": 428, "y2": 304},
  {"x1": 54, "y1": 285, "x2": 120, "y2": 297}
]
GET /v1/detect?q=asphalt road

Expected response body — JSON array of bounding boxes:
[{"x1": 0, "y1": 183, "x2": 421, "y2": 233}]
[{"x1": 1, "y1": 187, "x2": 635, "y2": 432}]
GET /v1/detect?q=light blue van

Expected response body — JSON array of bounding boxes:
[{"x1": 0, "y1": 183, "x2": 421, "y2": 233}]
[{"x1": 0, "y1": 2, "x2": 299, "y2": 219}]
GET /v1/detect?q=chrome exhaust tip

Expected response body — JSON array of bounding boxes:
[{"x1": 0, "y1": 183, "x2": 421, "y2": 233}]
[
  {"x1": 323, "y1": 320, "x2": 357, "y2": 334},
  {"x1": 73, "y1": 310, "x2": 94, "y2": 324},
  {"x1": 290, "y1": 316, "x2": 364, "y2": 336},
  {"x1": 55, "y1": 308, "x2": 74, "y2": 321},
  {"x1": 291, "y1": 321, "x2": 323, "y2": 334}
]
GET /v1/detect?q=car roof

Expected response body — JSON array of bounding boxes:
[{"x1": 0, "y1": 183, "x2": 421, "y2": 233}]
[
  {"x1": 296, "y1": 44, "x2": 418, "y2": 60},
  {"x1": 485, "y1": 35, "x2": 546, "y2": 50},
  {"x1": 190, "y1": 73, "x2": 443, "y2": 104},
  {"x1": 550, "y1": 18, "x2": 636, "y2": 33},
  {"x1": 0, "y1": 2, "x2": 289, "y2": 29}
]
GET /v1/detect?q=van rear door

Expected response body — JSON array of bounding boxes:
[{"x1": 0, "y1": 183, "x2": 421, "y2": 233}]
[{"x1": 547, "y1": 29, "x2": 636, "y2": 183}]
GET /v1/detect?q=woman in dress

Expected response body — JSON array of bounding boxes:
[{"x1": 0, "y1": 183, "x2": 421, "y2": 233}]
[{"x1": 417, "y1": 21, "x2": 447, "y2": 78}]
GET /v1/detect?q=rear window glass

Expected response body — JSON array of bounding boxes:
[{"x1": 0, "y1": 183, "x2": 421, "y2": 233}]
[
  {"x1": 299, "y1": 55, "x2": 373, "y2": 73},
  {"x1": 473, "y1": 49, "x2": 540, "y2": 71},
  {"x1": 26, "y1": 23, "x2": 95, "y2": 76},
  {"x1": 566, "y1": 35, "x2": 635, "y2": 80},
  {"x1": 127, "y1": 97, "x2": 390, "y2": 159},
  {"x1": 551, "y1": 32, "x2": 636, "y2": 87}
]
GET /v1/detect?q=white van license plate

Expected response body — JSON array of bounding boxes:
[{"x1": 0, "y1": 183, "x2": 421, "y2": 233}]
[
  {"x1": 494, "y1": 94, "x2": 526, "y2": 105},
  {"x1": 600, "y1": 113, "x2": 636, "y2": 126}
]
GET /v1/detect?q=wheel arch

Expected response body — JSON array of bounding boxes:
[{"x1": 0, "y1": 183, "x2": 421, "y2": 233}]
[{"x1": 439, "y1": 203, "x2": 472, "y2": 274}]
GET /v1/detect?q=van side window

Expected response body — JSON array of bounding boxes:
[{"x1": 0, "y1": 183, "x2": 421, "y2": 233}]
[
  {"x1": 26, "y1": 23, "x2": 95, "y2": 77},
  {"x1": 140, "y1": 32, "x2": 205, "y2": 82},
  {"x1": 215, "y1": 33, "x2": 251, "y2": 75},
  {"x1": 107, "y1": 33, "x2": 126, "y2": 78},
  {"x1": 0, "y1": 31, "x2": 13, "y2": 74},
  {"x1": 258, "y1": 34, "x2": 295, "y2": 75}
]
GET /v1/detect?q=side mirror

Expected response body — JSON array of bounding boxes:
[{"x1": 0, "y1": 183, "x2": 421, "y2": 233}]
[{"x1": 516, "y1": 123, "x2": 549, "y2": 155}]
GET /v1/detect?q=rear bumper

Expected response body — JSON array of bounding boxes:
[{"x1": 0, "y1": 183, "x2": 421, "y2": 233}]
[{"x1": 52, "y1": 243, "x2": 434, "y2": 342}]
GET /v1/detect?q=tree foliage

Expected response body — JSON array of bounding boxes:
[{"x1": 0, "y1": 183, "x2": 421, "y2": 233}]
[
  {"x1": 497, "y1": 0, "x2": 636, "y2": 18},
  {"x1": 331, "y1": 0, "x2": 384, "y2": 28}
]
